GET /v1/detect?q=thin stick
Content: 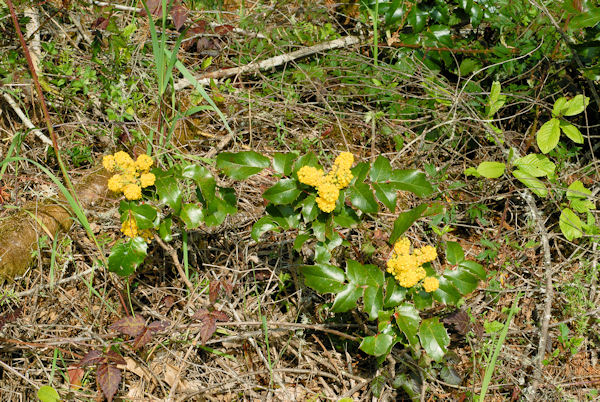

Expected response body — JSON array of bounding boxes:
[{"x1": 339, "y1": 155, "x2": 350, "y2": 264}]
[
  {"x1": 2, "y1": 92, "x2": 52, "y2": 146},
  {"x1": 174, "y1": 36, "x2": 361, "y2": 90},
  {"x1": 209, "y1": 320, "x2": 360, "y2": 341},
  {"x1": 154, "y1": 234, "x2": 195, "y2": 293}
]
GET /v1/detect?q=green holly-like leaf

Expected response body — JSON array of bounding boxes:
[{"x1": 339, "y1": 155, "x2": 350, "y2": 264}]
[
  {"x1": 559, "y1": 121, "x2": 584, "y2": 144},
  {"x1": 216, "y1": 151, "x2": 269, "y2": 179},
  {"x1": 348, "y1": 183, "x2": 379, "y2": 214},
  {"x1": 419, "y1": 317, "x2": 450, "y2": 362},
  {"x1": 369, "y1": 156, "x2": 392, "y2": 182},
  {"x1": 407, "y1": 4, "x2": 427, "y2": 32},
  {"x1": 302, "y1": 263, "x2": 346, "y2": 293},
  {"x1": 384, "y1": 277, "x2": 407, "y2": 308},
  {"x1": 413, "y1": 290, "x2": 433, "y2": 309},
  {"x1": 445, "y1": 241, "x2": 464, "y2": 265},
  {"x1": 181, "y1": 164, "x2": 216, "y2": 202},
  {"x1": 570, "y1": 7, "x2": 600, "y2": 29},
  {"x1": 251, "y1": 216, "x2": 281, "y2": 241},
  {"x1": 293, "y1": 233, "x2": 311, "y2": 250},
  {"x1": 359, "y1": 333, "x2": 394, "y2": 356},
  {"x1": 432, "y1": 276, "x2": 461, "y2": 305},
  {"x1": 513, "y1": 154, "x2": 555, "y2": 177},
  {"x1": 108, "y1": 238, "x2": 148, "y2": 277},
  {"x1": 444, "y1": 269, "x2": 478, "y2": 295},
  {"x1": 459, "y1": 260, "x2": 486, "y2": 280},
  {"x1": 272, "y1": 152, "x2": 298, "y2": 176},
  {"x1": 346, "y1": 260, "x2": 384, "y2": 287},
  {"x1": 263, "y1": 178, "x2": 301, "y2": 205},
  {"x1": 536, "y1": 118, "x2": 560, "y2": 154},
  {"x1": 363, "y1": 286, "x2": 384, "y2": 320},
  {"x1": 345, "y1": 260, "x2": 384, "y2": 320},
  {"x1": 372, "y1": 182, "x2": 397, "y2": 211},
  {"x1": 292, "y1": 152, "x2": 320, "y2": 178},
  {"x1": 300, "y1": 194, "x2": 319, "y2": 222},
  {"x1": 153, "y1": 167, "x2": 182, "y2": 212},
  {"x1": 158, "y1": 217, "x2": 173, "y2": 242},
  {"x1": 388, "y1": 170, "x2": 434, "y2": 197},
  {"x1": 559, "y1": 208, "x2": 583, "y2": 241},
  {"x1": 180, "y1": 203, "x2": 204, "y2": 229},
  {"x1": 389, "y1": 204, "x2": 428, "y2": 244},
  {"x1": 512, "y1": 169, "x2": 548, "y2": 197},
  {"x1": 265, "y1": 204, "x2": 300, "y2": 229},
  {"x1": 476, "y1": 161, "x2": 505, "y2": 179},
  {"x1": 331, "y1": 283, "x2": 362, "y2": 312},
  {"x1": 351, "y1": 162, "x2": 371, "y2": 184},
  {"x1": 333, "y1": 205, "x2": 360, "y2": 227},
  {"x1": 395, "y1": 303, "x2": 421, "y2": 347},
  {"x1": 203, "y1": 188, "x2": 237, "y2": 227},
  {"x1": 119, "y1": 201, "x2": 157, "y2": 230}
]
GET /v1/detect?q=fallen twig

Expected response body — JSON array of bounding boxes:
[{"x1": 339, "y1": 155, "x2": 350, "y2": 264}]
[
  {"x1": 174, "y1": 35, "x2": 361, "y2": 90},
  {"x1": 1, "y1": 92, "x2": 52, "y2": 147},
  {"x1": 154, "y1": 234, "x2": 195, "y2": 293}
]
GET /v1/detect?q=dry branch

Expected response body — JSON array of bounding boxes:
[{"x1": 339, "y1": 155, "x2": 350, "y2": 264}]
[
  {"x1": 174, "y1": 35, "x2": 361, "y2": 90},
  {"x1": 2, "y1": 92, "x2": 52, "y2": 146}
]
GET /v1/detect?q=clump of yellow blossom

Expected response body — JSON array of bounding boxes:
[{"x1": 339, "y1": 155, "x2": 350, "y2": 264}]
[
  {"x1": 103, "y1": 152, "x2": 155, "y2": 200},
  {"x1": 297, "y1": 152, "x2": 355, "y2": 213},
  {"x1": 121, "y1": 218, "x2": 153, "y2": 242},
  {"x1": 422, "y1": 277, "x2": 439, "y2": 293},
  {"x1": 387, "y1": 237, "x2": 439, "y2": 292}
]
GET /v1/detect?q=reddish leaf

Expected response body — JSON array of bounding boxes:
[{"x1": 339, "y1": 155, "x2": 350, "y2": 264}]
[
  {"x1": 91, "y1": 16, "x2": 110, "y2": 30},
  {"x1": 443, "y1": 310, "x2": 470, "y2": 336},
  {"x1": 79, "y1": 350, "x2": 104, "y2": 367},
  {"x1": 132, "y1": 328, "x2": 153, "y2": 350},
  {"x1": 188, "y1": 21, "x2": 206, "y2": 34},
  {"x1": 161, "y1": 295, "x2": 176, "y2": 309},
  {"x1": 142, "y1": 0, "x2": 163, "y2": 18},
  {"x1": 200, "y1": 316, "x2": 217, "y2": 344},
  {"x1": 214, "y1": 24, "x2": 234, "y2": 35},
  {"x1": 212, "y1": 310, "x2": 229, "y2": 322},
  {"x1": 191, "y1": 308, "x2": 210, "y2": 322},
  {"x1": 97, "y1": 363, "x2": 121, "y2": 402},
  {"x1": 148, "y1": 320, "x2": 170, "y2": 332},
  {"x1": 0, "y1": 306, "x2": 22, "y2": 331},
  {"x1": 221, "y1": 279, "x2": 233, "y2": 296},
  {"x1": 170, "y1": 3, "x2": 188, "y2": 30},
  {"x1": 67, "y1": 367, "x2": 84, "y2": 389},
  {"x1": 105, "y1": 350, "x2": 126, "y2": 366},
  {"x1": 109, "y1": 315, "x2": 146, "y2": 337},
  {"x1": 209, "y1": 281, "x2": 221, "y2": 304}
]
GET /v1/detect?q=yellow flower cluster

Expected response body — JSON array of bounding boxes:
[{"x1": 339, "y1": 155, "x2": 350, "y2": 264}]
[
  {"x1": 297, "y1": 152, "x2": 355, "y2": 213},
  {"x1": 387, "y1": 237, "x2": 439, "y2": 292},
  {"x1": 121, "y1": 218, "x2": 153, "y2": 242},
  {"x1": 103, "y1": 152, "x2": 155, "y2": 200}
]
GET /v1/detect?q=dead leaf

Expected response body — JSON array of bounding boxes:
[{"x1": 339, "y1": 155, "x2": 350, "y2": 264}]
[
  {"x1": 97, "y1": 363, "x2": 121, "y2": 402},
  {"x1": 67, "y1": 367, "x2": 84, "y2": 389},
  {"x1": 109, "y1": 315, "x2": 146, "y2": 337},
  {"x1": 443, "y1": 310, "x2": 471, "y2": 336},
  {"x1": 171, "y1": 3, "x2": 188, "y2": 30},
  {"x1": 79, "y1": 350, "x2": 104, "y2": 367}
]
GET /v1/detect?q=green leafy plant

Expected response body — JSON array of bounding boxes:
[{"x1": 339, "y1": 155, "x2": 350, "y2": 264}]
[
  {"x1": 466, "y1": 84, "x2": 597, "y2": 241},
  {"x1": 103, "y1": 151, "x2": 237, "y2": 277},
  {"x1": 536, "y1": 95, "x2": 589, "y2": 154},
  {"x1": 243, "y1": 151, "x2": 485, "y2": 362}
]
